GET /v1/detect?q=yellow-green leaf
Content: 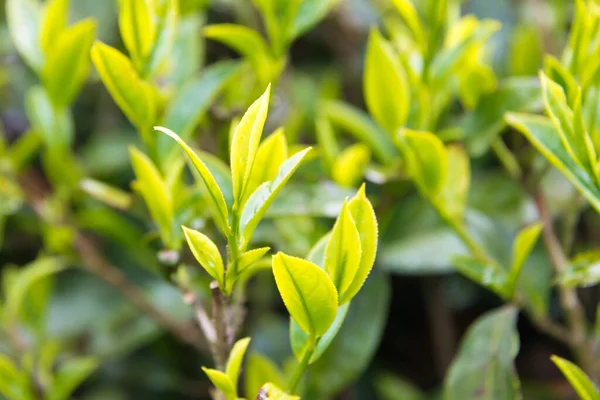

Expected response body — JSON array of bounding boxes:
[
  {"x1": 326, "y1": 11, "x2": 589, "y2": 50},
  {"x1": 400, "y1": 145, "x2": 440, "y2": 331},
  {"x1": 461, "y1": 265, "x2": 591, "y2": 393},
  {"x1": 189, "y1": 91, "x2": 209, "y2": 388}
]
[
  {"x1": 390, "y1": 0, "x2": 425, "y2": 48},
  {"x1": 331, "y1": 143, "x2": 370, "y2": 188},
  {"x1": 257, "y1": 383, "x2": 300, "y2": 400},
  {"x1": 364, "y1": 28, "x2": 409, "y2": 135},
  {"x1": 39, "y1": 0, "x2": 69, "y2": 55},
  {"x1": 154, "y1": 126, "x2": 230, "y2": 235},
  {"x1": 202, "y1": 368, "x2": 236, "y2": 400},
  {"x1": 507, "y1": 223, "x2": 543, "y2": 294},
  {"x1": 324, "y1": 201, "x2": 362, "y2": 298},
  {"x1": 245, "y1": 353, "x2": 285, "y2": 400},
  {"x1": 80, "y1": 178, "x2": 133, "y2": 210},
  {"x1": 119, "y1": 0, "x2": 156, "y2": 69},
  {"x1": 239, "y1": 148, "x2": 311, "y2": 248},
  {"x1": 437, "y1": 145, "x2": 470, "y2": 220},
  {"x1": 129, "y1": 147, "x2": 174, "y2": 247},
  {"x1": 315, "y1": 116, "x2": 340, "y2": 172},
  {"x1": 396, "y1": 129, "x2": 448, "y2": 197},
  {"x1": 540, "y1": 72, "x2": 596, "y2": 175},
  {"x1": 237, "y1": 247, "x2": 270, "y2": 274},
  {"x1": 340, "y1": 184, "x2": 378, "y2": 304},
  {"x1": 42, "y1": 19, "x2": 96, "y2": 108},
  {"x1": 225, "y1": 337, "x2": 251, "y2": 389},
  {"x1": 244, "y1": 128, "x2": 288, "y2": 203},
  {"x1": 551, "y1": 356, "x2": 600, "y2": 400},
  {"x1": 182, "y1": 227, "x2": 224, "y2": 286},
  {"x1": 231, "y1": 85, "x2": 271, "y2": 209},
  {"x1": 91, "y1": 42, "x2": 157, "y2": 130},
  {"x1": 0, "y1": 354, "x2": 35, "y2": 400},
  {"x1": 272, "y1": 252, "x2": 337, "y2": 336}
]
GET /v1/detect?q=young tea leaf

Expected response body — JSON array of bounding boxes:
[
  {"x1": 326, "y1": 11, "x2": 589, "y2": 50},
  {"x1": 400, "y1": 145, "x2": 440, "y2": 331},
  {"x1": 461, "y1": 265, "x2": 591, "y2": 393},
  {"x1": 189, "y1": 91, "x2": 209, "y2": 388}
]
[
  {"x1": 225, "y1": 337, "x2": 251, "y2": 389},
  {"x1": 244, "y1": 128, "x2": 288, "y2": 202},
  {"x1": 202, "y1": 368, "x2": 236, "y2": 400},
  {"x1": 182, "y1": 227, "x2": 224, "y2": 287},
  {"x1": 331, "y1": 144, "x2": 370, "y2": 188},
  {"x1": 340, "y1": 184, "x2": 378, "y2": 304},
  {"x1": 364, "y1": 28, "x2": 410, "y2": 135},
  {"x1": 39, "y1": 0, "x2": 69, "y2": 55},
  {"x1": 0, "y1": 354, "x2": 35, "y2": 400},
  {"x1": 6, "y1": 0, "x2": 43, "y2": 72},
  {"x1": 272, "y1": 252, "x2": 338, "y2": 336},
  {"x1": 437, "y1": 145, "x2": 470, "y2": 220},
  {"x1": 507, "y1": 223, "x2": 543, "y2": 295},
  {"x1": 154, "y1": 126, "x2": 231, "y2": 235},
  {"x1": 245, "y1": 353, "x2": 285, "y2": 400},
  {"x1": 551, "y1": 356, "x2": 600, "y2": 400},
  {"x1": 119, "y1": 0, "x2": 156, "y2": 69},
  {"x1": 230, "y1": 85, "x2": 271, "y2": 209},
  {"x1": 47, "y1": 357, "x2": 99, "y2": 400},
  {"x1": 324, "y1": 201, "x2": 362, "y2": 298}
]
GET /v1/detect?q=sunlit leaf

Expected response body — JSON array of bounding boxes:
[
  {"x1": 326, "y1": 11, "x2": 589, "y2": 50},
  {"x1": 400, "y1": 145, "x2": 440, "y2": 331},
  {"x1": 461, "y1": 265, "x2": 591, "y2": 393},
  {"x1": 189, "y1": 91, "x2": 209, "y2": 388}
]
[
  {"x1": 551, "y1": 356, "x2": 600, "y2": 400},
  {"x1": 331, "y1": 144, "x2": 370, "y2": 188},
  {"x1": 437, "y1": 145, "x2": 470, "y2": 220},
  {"x1": 0, "y1": 354, "x2": 34, "y2": 400},
  {"x1": 245, "y1": 353, "x2": 285, "y2": 400},
  {"x1": 245, "y1": 128, "x2": 288, "y2": 202},
  {"x1": 507, "y1": 223, "x2": 543, "y2": 295},
  {"x1": 119, "y1": 0, "x2": 156, "y2": 69},
  {"x1": 202, "y1": 368, "x2": 236, "y2": 400},
  {"x1": 226, "y1": 337, "x2": 251, "y2": 390},
  {"x1": 182, "y1": 227, "x2": 224, "y2": 286},
  {"x1": 272, "y1": 252, "x2": 338, "y2": 336},
  {"x1": 39, "y1": 0, "x2": 69, "y2": 55}
]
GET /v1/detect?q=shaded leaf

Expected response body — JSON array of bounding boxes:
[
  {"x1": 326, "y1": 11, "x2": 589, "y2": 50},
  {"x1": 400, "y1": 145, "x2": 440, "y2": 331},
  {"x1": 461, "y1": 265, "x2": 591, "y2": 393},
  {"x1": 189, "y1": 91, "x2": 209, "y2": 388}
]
[
  {"x1": 507, "y1": 223, "x2": 543, "y2": 294},
  {"x1": 245, "y1": 353, "x2": 285, "y2": 399},
  {"x1": 47, "y1": 357, "x2": 98, "y2": 400},
  {"x1": 6, "y1": 0, "x2": 43, "y2": 71}
]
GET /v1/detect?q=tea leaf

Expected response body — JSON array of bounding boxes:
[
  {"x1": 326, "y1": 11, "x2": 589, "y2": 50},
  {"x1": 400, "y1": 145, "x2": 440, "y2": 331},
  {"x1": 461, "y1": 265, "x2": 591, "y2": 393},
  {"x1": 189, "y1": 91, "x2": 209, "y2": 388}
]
[
  {"x1": 201, "y1": 368, "x2": 236, "y2": 400},
  {"x1": 39, "y1": 0, "x2": 69, "y2": 55},
  {"x1": 437, "y1": 145, "x2": 470, "y2": 220},
  {"x1": 272, "y1": 252, "x2": 338, "y2": 336},
  {"x1": 324, "y1": 201, "x2": 362, "y2": 298},
  {"x1": 47, "y1": 357, "x2": 99, "y2": 400},
  {"x1": 551, "y1": 356, "x2": 600, "y2": 400},
  {"x1": 290, "y1": 0, "x2": 339, "y2": 42},
  {"x1": 322, "y1": 100, "x2": 397, "y2": 164},
  {"x1": 237, "y1": 247, "x2": 270, "y2": 275},
  {"x1": 331, "y1": 144, "x2": 370, "y2": 188},
  {"x1": 257, "y1": 383, "x2": 300, "y2": 400},
  {"x1": 364, "y1": 28, "x2": 409, "y2": 135},
  {"x1": 290, "y1": 302, "x2": 350, "y2": 363},
  {"x1": 6, "y1": 0, "x2": 43, "y2": 71},
  {"x1": 397, "y1": 129, "x2": 448, "y2": 197},
  {"x1": 315, "y1": 116, "x2": 340, "y2": 172},
  {"x1": 119, "y1": 0, "x2": 156, "y2": 68},
  {"x1": 244, "y1": 128, "x2": 288, "y2": 202},
  {"x1": 507, "y1": 223, "x2": 543, "y2": 295},
  {"x1": 0, "y1": 354, "x2": 34, "y2": 400},
  {"x1": 226, "y1": 337, "x2": 251, "y2": 389},
  {"x1": 182, "y1": 227, "x2": 224, "y2": 287},
  {"x1": 245, "y1": 353, "x2": 285, "y2": 400},
  {"x1": 390, "y1": 0, "x2": 425, "y2": 47},
  {"x1": 341, "y1": 184, "x2": 378, "y2": 303},
  {"x1": 26, "y1": 86, "x2": 73, "y2": 149},
  {"x1": 91, "y1": 42, "x2": 157, "y2": 130},
  {"x1": 506, "y1": 113, "x2": 600, "y2": 213},
  {"x1": 42, "y1": 19, "x2": 96, "y2": 108},
  {"x1": 80, "y1": 179, "x2": 133, "y2": 210},
  {"x1": 239, "y1": 148, "x2": 311, "y2": 247},
  {"x1": 129, "y1": 147, "x2": 174, "y2": 246},
  {"x1": 444, "y1": 307, "x2": 521, "y2": 400},
  {"x1": 231, "y1": 85, "x2": 271, "y2": 209},
  {"x1": 452, "y1": 255, "x2": 508, "y2": 296},
  {"x1": 154, "y1": 126, "x2": 231, "y2": 235}
]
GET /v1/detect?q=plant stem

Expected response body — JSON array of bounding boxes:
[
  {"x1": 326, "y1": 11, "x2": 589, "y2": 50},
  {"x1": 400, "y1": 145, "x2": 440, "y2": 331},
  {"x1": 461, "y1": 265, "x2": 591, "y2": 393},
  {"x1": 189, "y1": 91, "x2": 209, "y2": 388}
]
[
  {"x1": 210, "y1": 281, "x2": 230, "y2": 370},
  {"x1": 288, "y1": 336, "x2": 316, "y2": 394},
  {"x1": 535, "y1": 189, "x2": 600, "y2": 379}
]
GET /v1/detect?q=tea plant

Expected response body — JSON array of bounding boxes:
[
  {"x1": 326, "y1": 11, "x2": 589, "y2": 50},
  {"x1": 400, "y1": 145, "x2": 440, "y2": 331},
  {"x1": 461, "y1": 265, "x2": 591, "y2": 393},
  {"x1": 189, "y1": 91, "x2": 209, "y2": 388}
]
[{"x1": 2, "y1": 0, "x2": 600, "y2": 399}]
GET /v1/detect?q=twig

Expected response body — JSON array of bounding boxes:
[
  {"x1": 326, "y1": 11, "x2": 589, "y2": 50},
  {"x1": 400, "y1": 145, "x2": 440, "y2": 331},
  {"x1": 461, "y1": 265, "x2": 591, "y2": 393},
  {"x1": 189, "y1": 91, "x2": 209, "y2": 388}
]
[
  {"x1": 18, "y1": 171, "x2": 205, "y2": 351},
  {"x1": 210, "y1": 281, "x2": 230, "y2": 370},
  {"x1": 535, "y1": 189, "x2": 600, "y2": 379}
]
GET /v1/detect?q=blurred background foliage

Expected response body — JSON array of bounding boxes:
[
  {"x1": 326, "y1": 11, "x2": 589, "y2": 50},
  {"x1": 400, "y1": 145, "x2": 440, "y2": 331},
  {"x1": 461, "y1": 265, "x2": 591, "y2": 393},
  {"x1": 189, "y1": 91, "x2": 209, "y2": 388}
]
[{"x1": 0, "y1": 0, "x2": 596, "y2": 399}]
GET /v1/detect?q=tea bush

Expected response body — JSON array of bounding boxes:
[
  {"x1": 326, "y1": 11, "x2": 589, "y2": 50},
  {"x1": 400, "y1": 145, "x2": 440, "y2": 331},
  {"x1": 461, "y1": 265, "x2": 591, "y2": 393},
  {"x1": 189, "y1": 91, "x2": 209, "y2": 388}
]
[{"x1": 1, "y1": 0, "x2": 600, "y2": 399}]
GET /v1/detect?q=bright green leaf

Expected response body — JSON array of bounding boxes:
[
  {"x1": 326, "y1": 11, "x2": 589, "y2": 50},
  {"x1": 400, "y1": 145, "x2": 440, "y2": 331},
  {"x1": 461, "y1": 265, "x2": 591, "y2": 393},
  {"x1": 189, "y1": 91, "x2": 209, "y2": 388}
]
[
  {"x1": 331, "y1": 144, "x2": 370, "y2": 188},
  {"x1": 91, "y1": 42, "x2": 157, "y2": 130},
  {"x1": 237, "y1": 247, "x2": 270, "y2": 275},
  {"x1": 506, "y1": 113, "x2": 600, "y2": 213},
  {"x1": 80, "y1": 178, "x2": 133, "y2": 210},
  {"x1": 39, "y1": 0, "x2": 69, "y2": 55},
  {"x1": 129, "y1": 147, "x2": 174, "y2": 247},
  {"x1": 341, "y1": 184, "x2": 378, "y2": 303},
  {"x1": 239, "y1": 148, "x2": 311, "y2": 248},
  {"x1": 324, "y1": 201, "x2": 362, "y2": 298},
  {"x1": 202, "y1": 368, "x2": 236, "y2": 400},
  {"x1": 290, "y1": 301, "x2": 350, "y2": 364},
  {"x1": 397, "y1": 129, "x2": 448, "y2": 197},
  {"x1": 364, "y1": 28, "x2": 409, "y2": 135},
  {"x1": 508, "y1": 223, "x2": 543, "y2": 295},
  {"x1": 390, "y1": 0, "x2": 425, "y2": 47},
  {"x1": 230, "y1": 85, "x2": 271, "y2": 209},
  {"x1": 225, "y1": 337, "x2": 251, "y2": 389},
  {"x1": 47, "y1": 357, "x2": 99, "y2": 400},
  {"x1": 154, "y1": 126, "x2": 231, "y2": 235},
  {"x1": 257, "y1": 383, "x2": 300, "y2": 400},
  {"x1": 119, "y1": 0, "x2": 156, "y2": 68},
  {"x1": 42, "y1": 19, "x2": 96, "y2": 108},
  {"x1": 0, "y1": 354, "x2": 34, "y2": 400},
  {"x1": 437, "y1": 145, "x2": 470, "y2": 220},
  {"x1": 551, "y1": 356, "x2": 600, "y2": 400},
  {"x1": 272, "y1": 252, "x2": 338, "y2": 336},
  {"x1": 245, "y1": 128, "x2": 288, "y2": 203},
  {"x1": 182, "y1": 226, "x2": 224, "y2": 286},
  {"x1": 25, "y1": 86, "x2": 73, "y2": 150},
  {"x1": 245, "y1": 353, "x2": 285, "y2": 400}
]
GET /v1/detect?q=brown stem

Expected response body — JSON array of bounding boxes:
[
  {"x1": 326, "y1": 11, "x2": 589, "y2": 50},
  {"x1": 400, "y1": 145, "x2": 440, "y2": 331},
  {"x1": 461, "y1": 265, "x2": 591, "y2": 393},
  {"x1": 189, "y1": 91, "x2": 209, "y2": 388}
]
[
  {"x1": 535, "y1": 189, "x2": 599, "y2": 379},
  {"x1": 210, "y1": 281, "x2": 230, "y2": 370}
]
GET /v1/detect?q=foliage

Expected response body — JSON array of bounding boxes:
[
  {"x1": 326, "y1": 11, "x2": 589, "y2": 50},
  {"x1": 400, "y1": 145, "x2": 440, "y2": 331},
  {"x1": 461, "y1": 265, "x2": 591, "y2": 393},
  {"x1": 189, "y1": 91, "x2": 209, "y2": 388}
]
[{"x1": 2, "y1": 0, "x2": 600, "y2": 399}]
